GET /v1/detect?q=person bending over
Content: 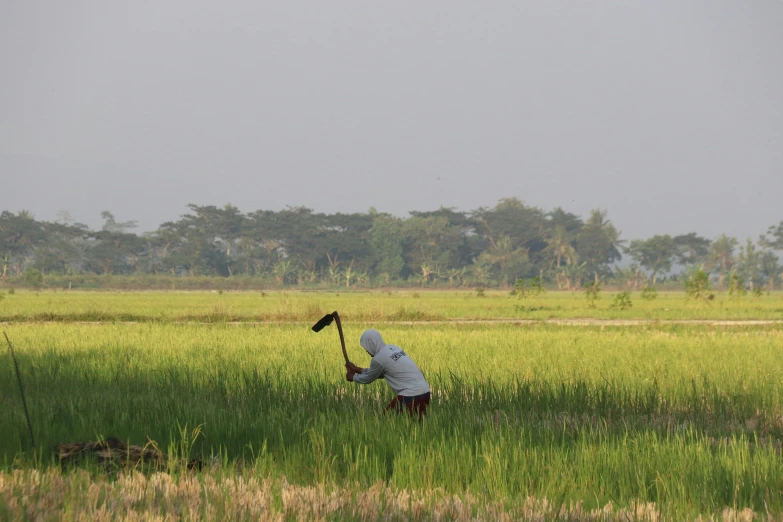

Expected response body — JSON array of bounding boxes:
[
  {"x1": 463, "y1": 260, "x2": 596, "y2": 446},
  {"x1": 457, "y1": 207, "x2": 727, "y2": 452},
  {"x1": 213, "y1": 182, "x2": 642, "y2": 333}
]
[{"x1": 345, "y1": 329, "x2": 431, "y2": 418}]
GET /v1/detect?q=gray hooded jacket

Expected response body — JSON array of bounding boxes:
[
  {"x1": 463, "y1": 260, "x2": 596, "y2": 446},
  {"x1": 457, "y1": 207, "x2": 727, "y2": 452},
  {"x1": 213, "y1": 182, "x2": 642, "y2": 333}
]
[{"x1": 352, "y1": 330, "x2": 430, "y2": 397}]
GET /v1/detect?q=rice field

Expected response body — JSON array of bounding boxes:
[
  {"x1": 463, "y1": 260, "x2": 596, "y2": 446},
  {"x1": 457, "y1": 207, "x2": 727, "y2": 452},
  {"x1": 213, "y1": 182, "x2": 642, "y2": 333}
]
[
  {"x1": 1, "y1": 289, "x2": 783, "y2": 322},
  {"x1": 1, "y1": 290, "x2": 782, "y2": 520}
]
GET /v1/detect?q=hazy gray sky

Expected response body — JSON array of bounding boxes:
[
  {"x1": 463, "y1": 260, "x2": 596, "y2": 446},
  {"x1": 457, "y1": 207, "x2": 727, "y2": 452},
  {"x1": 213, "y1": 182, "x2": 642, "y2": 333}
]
[{"x1": 1, "y1": 1, "x2": 781, "y2": 240}]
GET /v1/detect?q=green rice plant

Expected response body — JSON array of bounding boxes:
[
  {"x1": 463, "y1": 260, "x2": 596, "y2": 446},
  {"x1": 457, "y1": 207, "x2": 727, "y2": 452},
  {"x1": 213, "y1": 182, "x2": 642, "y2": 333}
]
[
  {"x1": 1, "y1": 321, "x2": 782, "y2": 518},
  {"x1": 2, "y1": 290, "x2": 783, "y2": 322}
]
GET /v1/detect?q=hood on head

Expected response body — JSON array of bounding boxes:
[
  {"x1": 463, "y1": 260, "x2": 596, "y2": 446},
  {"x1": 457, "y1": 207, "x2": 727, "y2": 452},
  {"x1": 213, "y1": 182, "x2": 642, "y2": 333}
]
[{"x1": 360, "y1": 329, "x2": 385, "y2": 357}]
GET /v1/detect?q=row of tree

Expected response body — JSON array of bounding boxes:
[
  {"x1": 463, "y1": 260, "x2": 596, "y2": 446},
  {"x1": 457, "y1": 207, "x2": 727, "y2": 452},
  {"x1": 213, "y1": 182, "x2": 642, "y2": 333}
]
[{"x1": 1, "y1": 200, "x2": 781, "y2": 289}]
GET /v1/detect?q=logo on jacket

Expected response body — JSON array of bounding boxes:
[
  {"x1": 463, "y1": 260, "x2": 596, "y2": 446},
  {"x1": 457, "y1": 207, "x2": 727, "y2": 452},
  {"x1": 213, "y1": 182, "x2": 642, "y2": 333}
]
[{"x1": 390, "y1": 351, "x2": 406, "y2": 362}]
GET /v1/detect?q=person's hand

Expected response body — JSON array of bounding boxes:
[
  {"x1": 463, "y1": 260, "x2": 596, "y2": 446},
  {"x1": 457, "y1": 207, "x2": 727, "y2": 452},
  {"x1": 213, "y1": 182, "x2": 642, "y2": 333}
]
[
  {"x1": 345, "y1": 361, "x2": 362, "y2": 373},
  {"x1": 345, "y1": 369, "x2": 355, "y2": 382}
]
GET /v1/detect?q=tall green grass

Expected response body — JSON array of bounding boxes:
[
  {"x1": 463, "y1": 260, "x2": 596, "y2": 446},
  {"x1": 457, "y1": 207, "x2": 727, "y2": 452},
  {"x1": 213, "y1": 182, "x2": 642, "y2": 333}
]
[{"x1": 2, "y1": 323, "x2": 782, "y2": 517}]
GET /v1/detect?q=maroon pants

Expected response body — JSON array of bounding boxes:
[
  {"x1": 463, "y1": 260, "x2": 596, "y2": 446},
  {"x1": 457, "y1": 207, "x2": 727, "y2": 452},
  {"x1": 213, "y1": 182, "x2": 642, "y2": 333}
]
[{"x1": 384, "y1": 392, "x2": 431, "y2": 419}]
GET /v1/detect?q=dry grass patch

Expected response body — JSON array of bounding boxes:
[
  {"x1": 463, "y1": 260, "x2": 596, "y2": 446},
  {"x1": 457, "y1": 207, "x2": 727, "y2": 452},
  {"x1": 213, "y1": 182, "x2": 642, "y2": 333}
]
[{"x1": 0, "y1": 469, "x2": 683, "y2": 521}]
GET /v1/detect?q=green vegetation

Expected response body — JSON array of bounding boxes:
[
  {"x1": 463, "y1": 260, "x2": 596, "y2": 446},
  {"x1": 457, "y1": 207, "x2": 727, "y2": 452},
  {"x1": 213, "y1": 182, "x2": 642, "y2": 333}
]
[
  {"x1": 583, "y1": 281, "x2": 601, "y2": 308},
  {"x1": 685, "y1": 268, "x2": 713, "y2": 304},
  {"x1": 1, "y1": 290, "x2": 783, "y2": 322},
  {"x1": 729, "y1": 270, "x2": 747, "y2": 302},
  {"x1": 640, "y1": 285, "x2": 658, "y2": 301},
  {"x1": 610, "y1": 291, "x2": 632, "y2": 310},
  {"x1": 513, "y1": 276, "x2": 546, "y2": 300},
  {"x1": 1, "y1": 291, "x2": 782, "y2": 519},
  {"x1": 1, "y1": 206, "x2": 781, "y2": 292},
  {"x1": 23, "y1": 267, "x2": 43, "y2": 289}
]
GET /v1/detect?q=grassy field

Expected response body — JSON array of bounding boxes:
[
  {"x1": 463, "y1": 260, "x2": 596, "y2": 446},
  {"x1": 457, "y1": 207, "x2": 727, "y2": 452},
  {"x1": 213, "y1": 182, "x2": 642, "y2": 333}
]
[
  {"x1": 1, "y1": 291, "x2": 782, "y2": 520},
  {"x1": 1, "y1": 288, "x2": 783, "y2": 322}
]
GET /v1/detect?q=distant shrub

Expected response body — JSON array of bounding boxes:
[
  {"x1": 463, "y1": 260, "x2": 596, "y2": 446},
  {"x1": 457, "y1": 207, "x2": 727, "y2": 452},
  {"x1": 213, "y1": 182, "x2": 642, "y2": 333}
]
[
  {"x1": 583, "y1": 282, "x2": 601, "y2": 308},
  {"x1": 685, "y1": 268, "x2": 711, "y2": 305},
  {"x1": 514, "y1": 277, "x2": 546, "y2": 300},
  {"x1": 640, "y1": 286, "x2": 658, "y2": 301},
  {"x1": 611, "y1": 292, "x2": 632, "y2": 310},
  {"x1": 7, "y1": 288, "x2": 14, "y2": 295},
  {"x1": 24, "y1": 268, "x2": 44, "y2": 289},
  {"x1": 475, "y1": 288, "x2": 486, "y2": 298},
  {"x1": 728, "y1": 271, "x2": 746, "y2": 302}
]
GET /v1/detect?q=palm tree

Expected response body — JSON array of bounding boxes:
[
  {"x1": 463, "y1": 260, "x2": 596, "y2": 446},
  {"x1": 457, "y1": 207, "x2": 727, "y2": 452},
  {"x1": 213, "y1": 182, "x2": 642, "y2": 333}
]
[
  {"x1": 0, "y1": 253, "x2": 8, "y2": 283},
  {"x1": 447, "y1": 267, "x2": 467, "y2": 288},
  {"x1": 237, "y1": 235, "x2": 256, "y2": 276},
  {"x1": 272, "y1": 260, "x2": 292, "y2": 287},
  {"x1": 544, "y1": 225, "x2": 577, "y2": 269},
  {"x1": 260, "y1": 240, "x2": 280, "y2": 270},
  {"x1": 344, "y1": 263, "x2": 356, "y2": 288},
  {"x1": 355, "y1": 270, "x2": 370, "y2": 287},
  {"x1": 737, "y1": 238, "x2": 760, "y2": 291},
  {"x1": 327, "y1": 266, "x2": 342, "y2": 287},
  {"x1": 470, "y1": 257, "x2": 492, "y2": 287},
  {"x1": 759, "y1": 252, "x2": 780, "y2": 291},
  {"x1": 419, "y1": 263, "x2": 434, "y2": 286},
  {"x1": 377, "y1": 272, "x2": 391, "y2": 287},
  {"x1": 577, "y1": 209, "x2": 623, "y2": 283},
  {"x1": 710, "y1": 234, "x2": 738, "y2": 289},
  {"x1": 483, "y1": 236, "x2": 531, "y2": 287},
  {"x1": 555, "y1": 262, "x2": 587, "y2": 291}
]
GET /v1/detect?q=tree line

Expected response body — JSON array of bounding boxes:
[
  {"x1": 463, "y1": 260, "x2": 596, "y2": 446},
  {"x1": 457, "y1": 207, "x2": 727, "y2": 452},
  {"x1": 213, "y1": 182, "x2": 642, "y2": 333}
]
[{"x1": 1, "y1": 199, "x2": 781, "y2": 290}]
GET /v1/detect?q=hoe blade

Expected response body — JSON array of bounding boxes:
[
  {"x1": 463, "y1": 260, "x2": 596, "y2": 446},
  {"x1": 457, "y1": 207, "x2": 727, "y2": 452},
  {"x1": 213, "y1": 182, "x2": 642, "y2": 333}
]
[{"x1": 311, "y1": 313, "x2": 335, "y2": 332}]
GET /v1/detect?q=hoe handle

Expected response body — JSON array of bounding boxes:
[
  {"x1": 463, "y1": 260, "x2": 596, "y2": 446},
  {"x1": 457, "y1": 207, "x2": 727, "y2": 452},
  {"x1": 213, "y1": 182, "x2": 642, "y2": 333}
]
[{"x1": 332, "y1": 311, "x2": 349, "y2": 364}]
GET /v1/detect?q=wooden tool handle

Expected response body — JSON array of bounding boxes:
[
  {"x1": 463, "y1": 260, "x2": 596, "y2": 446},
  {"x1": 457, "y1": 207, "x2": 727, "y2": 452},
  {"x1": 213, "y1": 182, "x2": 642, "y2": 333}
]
[{"x1": 332, "y1": 311, "x2": 349, "y2": 364}]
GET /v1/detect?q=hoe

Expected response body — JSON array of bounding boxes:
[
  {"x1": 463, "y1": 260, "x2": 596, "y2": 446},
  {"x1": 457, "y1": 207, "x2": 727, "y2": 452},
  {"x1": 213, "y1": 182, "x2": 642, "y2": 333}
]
[{"x1": 311, "y1": 311, "x2": 349, "y2": 364}]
